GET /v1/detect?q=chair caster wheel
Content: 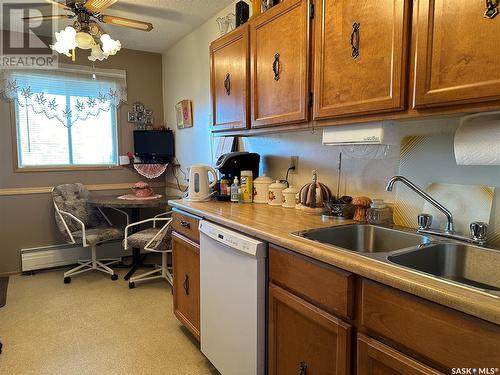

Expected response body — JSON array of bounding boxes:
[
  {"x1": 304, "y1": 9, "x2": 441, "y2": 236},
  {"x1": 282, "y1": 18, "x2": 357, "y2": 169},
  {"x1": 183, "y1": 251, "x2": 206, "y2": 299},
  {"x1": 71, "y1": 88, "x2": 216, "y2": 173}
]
[
  {"x1": 129, "y1": 282, "x2": 135, "y2": 289},
  {"x1": 111, "y1": 274, "x2": 118, "y2": 281},
  {"x1": 64, "y1": 277, "x2": 71, "y2": 284}
]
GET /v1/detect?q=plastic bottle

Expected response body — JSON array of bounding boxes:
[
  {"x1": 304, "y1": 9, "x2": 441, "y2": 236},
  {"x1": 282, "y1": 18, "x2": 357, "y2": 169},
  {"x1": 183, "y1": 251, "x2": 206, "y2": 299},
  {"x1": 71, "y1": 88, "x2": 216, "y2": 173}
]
[
  {"x1": 230, "y1": 177, "x2": 240, "y2": 203},
  {"x1": 240, "y1": 170, "x2": 253, "y2": 203}
]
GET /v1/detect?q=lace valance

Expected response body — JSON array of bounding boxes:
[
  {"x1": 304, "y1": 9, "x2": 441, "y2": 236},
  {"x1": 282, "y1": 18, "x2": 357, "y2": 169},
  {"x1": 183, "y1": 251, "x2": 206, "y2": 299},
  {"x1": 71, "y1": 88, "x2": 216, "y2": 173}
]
[{"x1": 0, "y1": 64, "x2": 127, "y2": 127}]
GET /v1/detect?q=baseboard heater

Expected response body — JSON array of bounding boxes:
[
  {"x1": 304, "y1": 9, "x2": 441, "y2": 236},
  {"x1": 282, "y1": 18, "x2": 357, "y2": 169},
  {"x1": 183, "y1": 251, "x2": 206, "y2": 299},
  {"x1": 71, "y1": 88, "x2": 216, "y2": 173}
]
[{"x1": 21, "y1": 242, "x2": 130, "y2": 272}]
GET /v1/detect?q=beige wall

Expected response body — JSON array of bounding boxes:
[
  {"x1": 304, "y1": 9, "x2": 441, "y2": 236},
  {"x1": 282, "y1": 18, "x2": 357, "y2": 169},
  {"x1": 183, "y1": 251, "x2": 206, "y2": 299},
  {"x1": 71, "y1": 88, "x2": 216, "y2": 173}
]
[{"x1": 0, "y1": 48, "x2": 164, "y2": 273}]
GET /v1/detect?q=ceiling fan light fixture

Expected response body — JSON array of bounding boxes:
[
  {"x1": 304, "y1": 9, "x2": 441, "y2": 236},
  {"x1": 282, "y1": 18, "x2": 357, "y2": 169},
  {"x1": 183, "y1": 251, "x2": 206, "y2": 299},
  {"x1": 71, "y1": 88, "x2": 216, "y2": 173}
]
[
  {"x1": 101, "y1": 34, "x2": 121, "y2": 56},
  {"x1": 88, "y1": 44, "x2": 107, "y2": 62},
  {"x1": 75, "y1": 31, "x2": 96, "y2": 49},
  {"x1": 51, "y1": 26, "x2": 77, "y2": 57}
]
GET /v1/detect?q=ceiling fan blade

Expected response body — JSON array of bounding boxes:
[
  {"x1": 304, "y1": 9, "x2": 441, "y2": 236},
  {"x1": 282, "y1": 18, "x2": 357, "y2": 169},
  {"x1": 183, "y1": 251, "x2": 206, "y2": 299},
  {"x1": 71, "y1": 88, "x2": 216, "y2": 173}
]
[
  {"x1": 44, "y1": 0, "x2": 71, "y2": 10},
  {"x1": 84, "y1": 0, "x2": 118, "y2": 13},
  {"x1": 100, "y1": 15, "x2": 153, "y2": 31},
  {"x1": 22, "y1": 14, "x2": 73, "y2": 21}
]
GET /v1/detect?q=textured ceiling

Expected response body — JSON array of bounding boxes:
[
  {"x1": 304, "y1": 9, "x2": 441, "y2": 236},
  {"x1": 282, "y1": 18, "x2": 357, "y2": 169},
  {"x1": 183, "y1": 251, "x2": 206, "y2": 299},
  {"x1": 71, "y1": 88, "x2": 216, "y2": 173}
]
[{"x1": 3, "y1": 0, "x2": 235, "y2": 53}]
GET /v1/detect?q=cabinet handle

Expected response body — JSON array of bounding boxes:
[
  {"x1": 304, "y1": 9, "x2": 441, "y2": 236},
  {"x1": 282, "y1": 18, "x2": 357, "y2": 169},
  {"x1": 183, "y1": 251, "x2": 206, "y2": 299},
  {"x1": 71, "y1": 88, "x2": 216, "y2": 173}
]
[
  {"x1": 273, "y1": 53, "x2": 280, "y2": 81},
  {"x1": 350, "y1": 22, "x2": 360, "y2": 59},
  {"x1": 485, "y1": 0, "x2": 499, "y2": 19},
  {"x1": 180, "y1": 220, "x2": 190, "y2": 229},
  {"x1": 224, "y1": 73, "x2": 231, "y2": 95},
  {"x1": 183, "y1": 274, "x2": 190, "y2": 295},
  {"x1": 298, "y1": 361, "x2": 307, "y2": 375}
]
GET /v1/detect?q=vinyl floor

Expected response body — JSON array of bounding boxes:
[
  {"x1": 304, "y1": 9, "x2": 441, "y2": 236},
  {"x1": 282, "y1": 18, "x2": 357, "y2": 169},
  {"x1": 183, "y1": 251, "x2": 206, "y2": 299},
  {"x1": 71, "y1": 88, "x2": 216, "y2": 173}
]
[{"x1": 0, "y1": 267, "x2": 218, "y2": 375}]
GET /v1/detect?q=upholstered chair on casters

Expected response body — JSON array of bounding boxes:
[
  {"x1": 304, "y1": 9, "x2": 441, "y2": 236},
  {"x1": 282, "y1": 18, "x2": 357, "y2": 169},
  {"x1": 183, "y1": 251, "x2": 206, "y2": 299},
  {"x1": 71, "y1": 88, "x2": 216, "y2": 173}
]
[
  {"x1": 52, "y1": 183, "x2": 129, "y2": 284},
  {"x1": 124, "y1": 212, "x2": 173, "y2": 289}
]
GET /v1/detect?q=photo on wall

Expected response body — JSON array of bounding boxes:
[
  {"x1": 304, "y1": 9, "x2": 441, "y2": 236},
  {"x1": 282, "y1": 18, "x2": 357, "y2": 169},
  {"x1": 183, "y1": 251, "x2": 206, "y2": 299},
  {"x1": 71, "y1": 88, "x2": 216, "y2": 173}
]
[{"x1": 175, "y1": 99, "x2": 193, "y2": 129}]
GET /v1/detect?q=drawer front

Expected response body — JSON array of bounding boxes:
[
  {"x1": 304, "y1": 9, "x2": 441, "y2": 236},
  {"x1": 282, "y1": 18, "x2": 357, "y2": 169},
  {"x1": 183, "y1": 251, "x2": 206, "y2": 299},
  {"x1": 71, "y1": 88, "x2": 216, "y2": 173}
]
[
  {"x1": 361, "y1": 280, "x2": 500, "y2": 371},
  {"x1": 357, "y1": 334, "x2": 443, "y2": 375},
  {"x1": 172, "y1": 232, "x2": 200, "y2": 341},
  {"x1": 269, "y1": 245, "x2": 355, "y2": 319},
  {"x1": 171, "y1": 210, "x2": 201, "y2": 243},
  {"x1": 269, "y1": 283, "x2": 351, "y2": 375}
]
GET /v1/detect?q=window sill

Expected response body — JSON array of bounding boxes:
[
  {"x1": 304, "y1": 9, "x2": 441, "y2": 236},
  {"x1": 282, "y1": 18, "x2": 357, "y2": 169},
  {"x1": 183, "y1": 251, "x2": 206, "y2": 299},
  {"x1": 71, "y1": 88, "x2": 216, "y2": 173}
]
[{"x1": 15, "y1": 165, "x2": 123, "y2": 173}]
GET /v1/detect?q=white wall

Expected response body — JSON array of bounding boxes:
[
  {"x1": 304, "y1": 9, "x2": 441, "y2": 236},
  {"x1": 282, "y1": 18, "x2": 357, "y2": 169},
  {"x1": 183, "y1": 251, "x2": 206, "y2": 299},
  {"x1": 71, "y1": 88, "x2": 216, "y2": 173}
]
[{"x1": 162, "y1": 2, "x2": 240, "y2": 172}]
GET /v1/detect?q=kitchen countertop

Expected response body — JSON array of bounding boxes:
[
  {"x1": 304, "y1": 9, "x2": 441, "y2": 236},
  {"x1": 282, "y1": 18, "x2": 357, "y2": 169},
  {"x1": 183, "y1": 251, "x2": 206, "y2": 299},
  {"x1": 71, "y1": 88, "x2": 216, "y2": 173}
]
[{"x1": 168, "y1": 199, "x2": 500, "y2": 325}]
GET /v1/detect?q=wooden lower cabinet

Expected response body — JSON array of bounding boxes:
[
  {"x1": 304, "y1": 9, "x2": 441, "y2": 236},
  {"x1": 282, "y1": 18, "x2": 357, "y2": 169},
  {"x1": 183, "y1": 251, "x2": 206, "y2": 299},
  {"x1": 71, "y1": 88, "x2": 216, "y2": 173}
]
[
  {"x1": 268, "y1": 283, "x2": 352, "y2": 375},
  {"x1": 361, "y1": 280, "x2": 500, "y2": 371},
  {"x1": 357, "y1": 334, "x2": 442, "y2": 375},
  {"x1": 172, "y1": 232, "x2": 200, "y2": 341}
]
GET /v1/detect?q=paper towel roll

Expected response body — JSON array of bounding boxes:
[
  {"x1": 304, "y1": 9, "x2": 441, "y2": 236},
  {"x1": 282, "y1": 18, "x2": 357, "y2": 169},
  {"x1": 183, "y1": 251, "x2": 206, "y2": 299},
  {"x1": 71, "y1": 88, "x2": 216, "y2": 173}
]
[{"x1": 454, "y1": 112, "x2": 500, "y2": 165}]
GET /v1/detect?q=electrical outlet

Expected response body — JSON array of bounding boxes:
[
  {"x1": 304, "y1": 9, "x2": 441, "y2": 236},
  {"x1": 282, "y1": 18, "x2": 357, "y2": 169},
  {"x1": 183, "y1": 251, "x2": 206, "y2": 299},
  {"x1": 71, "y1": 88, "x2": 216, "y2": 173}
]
[{"x1": 290, "y1": 155, "x2": 299, "y2": 174}]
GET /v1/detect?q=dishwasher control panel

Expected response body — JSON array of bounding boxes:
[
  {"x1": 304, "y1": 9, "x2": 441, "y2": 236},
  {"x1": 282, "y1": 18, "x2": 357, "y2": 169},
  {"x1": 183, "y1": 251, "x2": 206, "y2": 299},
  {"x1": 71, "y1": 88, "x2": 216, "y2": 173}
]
[{"x1": 199, "y1": 220, "x2": 266, "y2": 258}]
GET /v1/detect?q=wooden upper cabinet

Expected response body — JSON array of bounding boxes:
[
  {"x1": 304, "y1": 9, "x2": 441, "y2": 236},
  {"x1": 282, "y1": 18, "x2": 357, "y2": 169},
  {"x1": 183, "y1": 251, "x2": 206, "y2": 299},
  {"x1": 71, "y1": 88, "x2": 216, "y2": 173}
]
[
  {"x1": 268, "y1": 283, "x2": 351, "y2": 375},
  {"x1": 413, "y1": 0, "x2": 500, "y2": 108},
  {"x1": 313, "y1": 0, "x2": 409, "y2": 120},
  {"x1": 210, "y1": 25, "x2": 249, "y2": 131},
  {"x1": 250, "y1": 0, "x2": 311, "y2": 128}
]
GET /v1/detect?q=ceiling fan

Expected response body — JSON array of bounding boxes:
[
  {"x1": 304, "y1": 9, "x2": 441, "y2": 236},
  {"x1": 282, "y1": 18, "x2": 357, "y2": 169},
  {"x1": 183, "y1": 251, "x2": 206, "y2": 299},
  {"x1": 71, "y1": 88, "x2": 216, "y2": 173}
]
[{"x1": 23, "y1": 0, "x2": 154, "y2": 61}]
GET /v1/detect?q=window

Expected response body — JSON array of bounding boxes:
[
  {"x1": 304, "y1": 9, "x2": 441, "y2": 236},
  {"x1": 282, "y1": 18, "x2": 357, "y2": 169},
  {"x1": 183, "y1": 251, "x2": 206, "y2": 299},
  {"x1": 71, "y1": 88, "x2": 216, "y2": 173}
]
[{"x1": 9, "y1": 67, "x2": 126, "y2": 169}]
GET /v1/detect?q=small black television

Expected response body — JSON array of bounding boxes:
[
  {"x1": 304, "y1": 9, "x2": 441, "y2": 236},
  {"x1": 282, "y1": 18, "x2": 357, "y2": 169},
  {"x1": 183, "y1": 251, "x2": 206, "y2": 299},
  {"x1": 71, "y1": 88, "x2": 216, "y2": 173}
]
[{"x1": 133, "y1": 130, "x2": 174, "y2": 161}]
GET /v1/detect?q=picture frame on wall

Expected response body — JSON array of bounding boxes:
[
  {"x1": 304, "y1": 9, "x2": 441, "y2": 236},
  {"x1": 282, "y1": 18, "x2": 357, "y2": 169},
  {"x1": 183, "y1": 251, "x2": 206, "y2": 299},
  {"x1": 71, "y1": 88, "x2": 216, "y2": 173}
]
[{"x1": 175, "y1": 99, "x2": 193, "y2": 129}]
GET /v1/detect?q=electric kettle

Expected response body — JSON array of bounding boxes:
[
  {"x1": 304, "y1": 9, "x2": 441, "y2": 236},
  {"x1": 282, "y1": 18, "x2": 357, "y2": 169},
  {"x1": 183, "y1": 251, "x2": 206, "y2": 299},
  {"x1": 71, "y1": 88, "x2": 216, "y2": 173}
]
[{"x1": 186, "y1": 165, "x2": 217, "y2": 201}]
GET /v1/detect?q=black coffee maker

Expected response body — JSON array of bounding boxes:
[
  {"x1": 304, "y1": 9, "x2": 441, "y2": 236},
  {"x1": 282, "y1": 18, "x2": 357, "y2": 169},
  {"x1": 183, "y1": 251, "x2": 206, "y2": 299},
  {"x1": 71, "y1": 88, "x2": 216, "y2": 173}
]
[{"x1": 215, "y1": 152, "x2": 260, "y2": 200}]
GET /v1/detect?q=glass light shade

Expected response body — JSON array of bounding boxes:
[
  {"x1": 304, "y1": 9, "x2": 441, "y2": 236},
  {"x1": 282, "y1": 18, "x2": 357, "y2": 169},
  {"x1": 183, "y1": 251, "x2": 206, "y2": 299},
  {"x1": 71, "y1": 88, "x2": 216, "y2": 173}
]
[
  {"x1": 75, "y1": 32, "x2": 95, "y2": 50},
  {"x1": 101, "y1": 34, "x2": 122, "y2": 56},
  {"x1": 88, "y1": 45, "x2": 107, "y2": 62},
  {"x1": 51, "y1": 26, "x2": 77, "y2": 57}
]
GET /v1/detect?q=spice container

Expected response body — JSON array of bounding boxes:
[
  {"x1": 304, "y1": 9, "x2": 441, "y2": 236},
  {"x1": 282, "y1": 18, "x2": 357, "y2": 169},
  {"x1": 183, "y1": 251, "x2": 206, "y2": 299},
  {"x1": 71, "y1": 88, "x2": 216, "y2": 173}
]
[
  {"x1": 282, "y1": 186, "x2": 298, "y2": 208},
  {"x1": 268, "y1": 180, "x2": 287, "y2": 206},
  {"x1": 253, "y1": 175, "x2": 273, "y2": 203},
  {"x1": 366, "y1": 199, "x2": 393, "y2": 225}
]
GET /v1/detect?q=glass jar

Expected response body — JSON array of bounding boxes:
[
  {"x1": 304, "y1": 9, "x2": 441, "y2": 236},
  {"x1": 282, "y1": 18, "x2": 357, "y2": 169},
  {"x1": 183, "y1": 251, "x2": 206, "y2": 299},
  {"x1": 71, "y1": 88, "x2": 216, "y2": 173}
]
[{"x1": 366, "y1": 199, "x2": 393, "y2": 225}]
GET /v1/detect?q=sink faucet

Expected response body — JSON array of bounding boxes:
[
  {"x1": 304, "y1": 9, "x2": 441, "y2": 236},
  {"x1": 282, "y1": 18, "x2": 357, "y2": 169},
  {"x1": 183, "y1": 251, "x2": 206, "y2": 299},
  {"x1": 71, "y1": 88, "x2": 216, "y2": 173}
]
[{"x1": 385, "y1": 176, "x2": 455, "y2": 233}]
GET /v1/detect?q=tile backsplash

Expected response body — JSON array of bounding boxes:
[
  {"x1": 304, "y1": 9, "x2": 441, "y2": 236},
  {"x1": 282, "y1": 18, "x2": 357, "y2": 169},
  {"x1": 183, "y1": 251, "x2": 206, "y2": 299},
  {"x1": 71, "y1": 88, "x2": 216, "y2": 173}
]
[{"x1": 241, "y1": 117, "x2": 500, "y2": 245}]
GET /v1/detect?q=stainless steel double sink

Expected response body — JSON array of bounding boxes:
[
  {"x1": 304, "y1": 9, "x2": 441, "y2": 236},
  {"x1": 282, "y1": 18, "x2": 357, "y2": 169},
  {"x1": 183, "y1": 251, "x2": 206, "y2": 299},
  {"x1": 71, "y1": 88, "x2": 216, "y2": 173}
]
[{"x1": 293, "y1": 224, "x2": 500, "y2": 297}]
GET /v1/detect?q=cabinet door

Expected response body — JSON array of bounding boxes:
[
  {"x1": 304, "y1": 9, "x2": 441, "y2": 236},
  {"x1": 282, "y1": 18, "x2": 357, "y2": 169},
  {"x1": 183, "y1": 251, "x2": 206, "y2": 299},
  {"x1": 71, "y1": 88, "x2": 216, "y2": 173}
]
[
  {"x1": 313, "y1": 0, "x2": 409, "y2": 120},
  {"x1": 268, "y1": 283, "x2": 351, "y2": 375},
  {"x1": 357, "y1": 335, "x2": 443, "y2": 375},
  {"x1": 413, "y1": 0, "x2": 500, "y2": 108},
  {"x1": 210, "y1": 25, "x2": 249, "y2": 131},
  {"x1": 251, "y1": 0, "x2": 311, "y2": 128},
  {"x1": 172, "y1": 232, "x2": 200, "y2": 341}
]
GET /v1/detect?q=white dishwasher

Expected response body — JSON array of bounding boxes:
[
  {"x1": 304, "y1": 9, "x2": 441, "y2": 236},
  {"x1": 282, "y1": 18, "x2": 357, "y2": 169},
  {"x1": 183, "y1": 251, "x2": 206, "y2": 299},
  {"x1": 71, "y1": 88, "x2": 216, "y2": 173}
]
[{"x1": 199, "y1": 220, "x2": 267, "y2": 375}]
